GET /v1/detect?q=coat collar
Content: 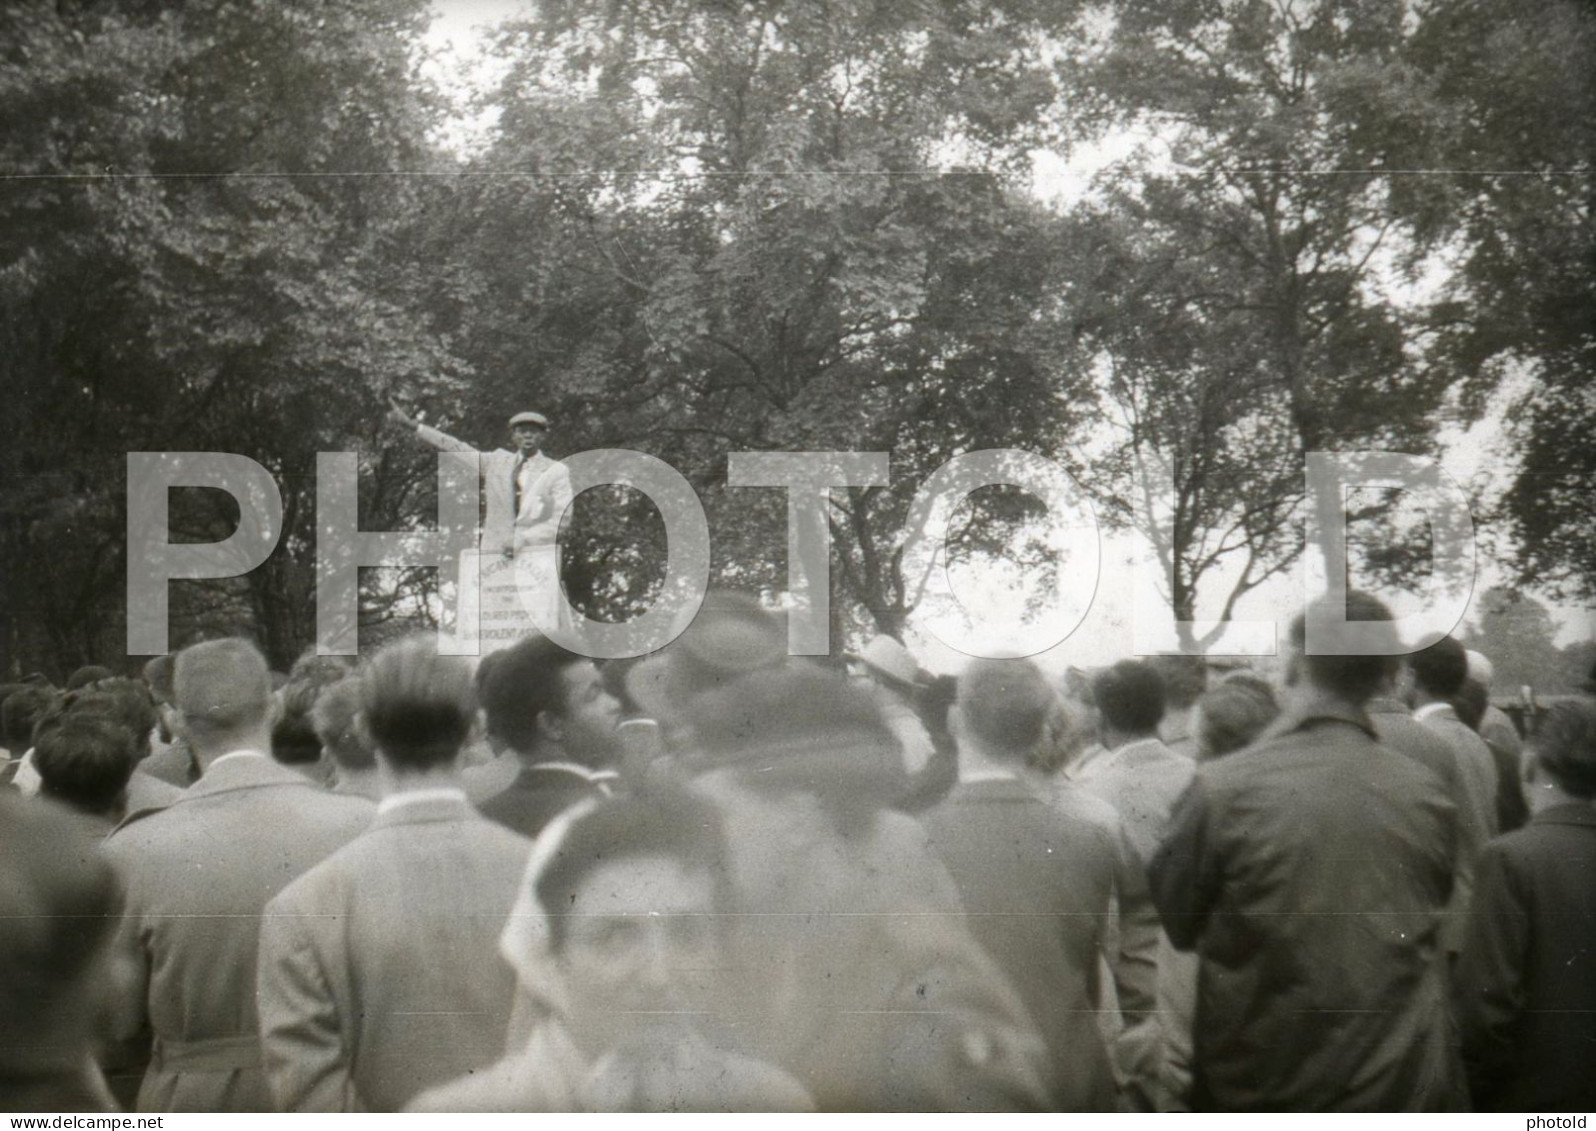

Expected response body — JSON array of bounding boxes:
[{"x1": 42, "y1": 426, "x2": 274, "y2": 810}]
[
  {"x1": 373, "y1": 790, "x2": 476, "y2": 829},
  {"x1": 511, "y1": 762, "x2": 618, "y2": 790},
  {"x1": 949, "y1": 775, "x2": 1035, "y2": 803},
  {"x1": 1106, "y1": 735, "x2": 1177, "y2": 768},
  {"x1": 1532, "y1": 801, "x2": 1596, "y2": 830},
  {"x1": 1263, "y1": 690, "x2": 1378, "y2": 742},
  {"x1": 1365, "y1": 696, "x2": 1410, "y2": 717},
  {"x1": 181, "y1": 750, "x2": 319, "y2": 802}
]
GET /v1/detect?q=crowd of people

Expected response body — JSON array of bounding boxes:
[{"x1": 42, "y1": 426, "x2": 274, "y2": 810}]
[{"x1": 1, "y1": 589, "x2": 1592, "y2": 1112}]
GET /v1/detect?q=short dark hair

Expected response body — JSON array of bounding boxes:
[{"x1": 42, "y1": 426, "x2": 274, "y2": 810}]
[
  {"x1": 957, "y1": 657, "x2": 1055, "y2": 759},
  {"x1": 477, "y1": 636, "x2": 585, "y2": 753},
  {"x1": 1530, "y1": 698, "x2": 1596, "y2": 798},
  {"x1": 1288, "y1": 591, "x2": 1400, "y2": 703},
  {"x1": 271, "y1": 661, "x2": 348, "y2": 767},
  {"x1": 65, "y1": 665, "x2": 115, "y2": 691},
  {"x1": 31, "y1": 714, "x2": 137, "y2": 816},
  {"x1": 64, "y1": 679, "x2": 157, "y2": 758},
  {"x1": 142, "y1": 655, "x2": 176, "y2": 704},
  {"x1": 1452, "y1": 677, "x2": 1489, "y2": 731},
  {"x1": 360, "y1": 638, "x2": 476, "y2": 773},
  {"x1": 1149, "y1": 654, "x2": 1208, "y2": 710},
  {"x1": 1092, "y1": 660, "x2": 1166, "y2": 735},
  {"x1": 3, "y1": 686, "x2": 61, "y2": 751},
  {"x1": 1410, "y1": 633, "x2": 1469, "y2": 700},
  {"x1": 1196, "y1": 682, "x2": 1279, "y2": 760},
  {"x1": 535, "y1": 791, "x2": 726, "y2": 953},
  {"x1": 311, "y1": 677, "x2": 374, "y2": 772}
]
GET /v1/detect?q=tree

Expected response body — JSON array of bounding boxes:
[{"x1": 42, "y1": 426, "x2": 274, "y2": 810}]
[
  {"x1": 1058, "y1": 0, "x2": 1464, "y2": 644},
  {"x1": 1402, "y1": 0, "x2": 1595, "y2": 602},
  {"x1": 0, "y1": 0, "x2": 457, "y2": 673},
  {"x1": 1462, "y1": 587, "x2": 1567, "y2": 696},
  {"x1": 423, "y1": 0, "x2": 1095, "y2": 644}
]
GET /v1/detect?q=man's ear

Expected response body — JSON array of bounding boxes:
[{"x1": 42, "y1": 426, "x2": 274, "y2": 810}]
[{"x1": 536, "y1": 709, "x2": 565, "y2": 745}]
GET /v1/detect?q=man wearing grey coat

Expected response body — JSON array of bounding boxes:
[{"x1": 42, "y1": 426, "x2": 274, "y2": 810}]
[
  {"x1": 258, "y1": 639, "x2": 532, "y2": 1112},
  {"x1": 104, "y1": 640, "x2": 373, "y2": 1112}
]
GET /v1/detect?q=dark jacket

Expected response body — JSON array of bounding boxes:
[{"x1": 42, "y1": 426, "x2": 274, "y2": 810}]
[
  {"x1": 922, "y1": 776, "x2": 1159, "y2": 1110},
  {"x1": 1148, "y1": 692, "x2": 1464, "y2": 1111},
  {"x1": 478, "y1": 763, "x2": 612, "y2": 841},
  {"x1": 1453, "y1": 802, "x2": 1596, "y2": 1112}
]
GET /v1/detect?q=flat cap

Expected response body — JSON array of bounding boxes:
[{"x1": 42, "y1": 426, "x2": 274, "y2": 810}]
[{"x1": 508, "y1": 411, "x2": 549, "y2": 429}]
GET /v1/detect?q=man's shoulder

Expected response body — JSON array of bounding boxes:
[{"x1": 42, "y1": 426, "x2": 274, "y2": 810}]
[
  {"x1": 931, "y1": 780, "x2": 1053, "y2": 828},
  {"x1": 109, "y1": 777, "x2": 372, "y2": 855},
  {"x1": 1492, "y1": 805, "x2": 1596, "y2": 856}
]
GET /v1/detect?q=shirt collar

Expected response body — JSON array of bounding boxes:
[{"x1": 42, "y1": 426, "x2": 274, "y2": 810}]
[
  {"x1": 205, "y1": 748, "x2": 272, "y2": 772},
  {"x1": 1414, "y1": 701, "x2": 1454, "y2": 721},
  {"x1": 376, "y1": 786, "x2": 469, "y2": 816},
  {"x1": 1365, "y1": 696, "x2": 1409, "y2": 716},
  {"x1": 525, "y1": 761, "x2": 617, "y2": 784},
  {"x1": 1101, "y1": 736, "x2": 1167, "y2": 767},
  {"x1": 959, "y1": 767, "x2": 1019, "y2": 785}
]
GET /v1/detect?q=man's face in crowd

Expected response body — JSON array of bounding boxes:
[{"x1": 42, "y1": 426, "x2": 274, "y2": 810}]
[
  {"x1": 557, "y1": 852, "x2": 721, "y2": 1057},
  {"x1": 554, "y1": 661, "x2": 622, "y2": 767},
  {"x1": 510, "y1": 422, "x2": 546, "y2": 456}
]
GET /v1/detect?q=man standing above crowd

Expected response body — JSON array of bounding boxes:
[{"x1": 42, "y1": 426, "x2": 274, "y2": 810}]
[
  {"x1": 1150, "y1": 593, "x2": 1463, "y2": 1110},
  {"x1": 258, "y1": 638, "x2": 532, "y2": 1112},
  {"x1": 387, "y1": 400, "x2": 572, "y2": 632},
  {"x1": 475, "y1": 635, "x2": 622, "y2": 840},
  {"x1": 104, "y1": 639, "x2": 373, "y2": 1112}
]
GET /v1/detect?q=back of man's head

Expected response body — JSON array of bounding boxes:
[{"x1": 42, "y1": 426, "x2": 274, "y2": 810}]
[
  {"x1": 2, "y1": 685, "x2": 60, "y2": 751},
  {"x1": 1288, "y1": 591, "x2": 1401, "y2": 704},
  {"x1": 1530, "y1": 698, "x2": 1596, "y2": 799},
  {"x1": 312, "y1": 677, "x2": 375, "y2": 773},
  {"x1": 1149, "y1": 654, "x2": 1208, "y2": 711},
  {"x1": 31, "y1": 714, "x2": 137, "y2": 818},
  {"x1": 957, "y1": 657, "x2": 1055, "y2": 761},
  {"x1": 477, "y1": 635, "x2": 584, "y2": 754},
  {"x1": 1093, "y1": 660, "x2": 1166, "y2": 736},
  {"x1": 142, "y1": 655, "x2": 176, "y2": 705},
  {"x1": 65, "y1": 679, "x2": 157, "y2": 758},
  {"x1": 271, "y1": 660, "x2": 348, "y2": 767},
  {"x1": 174, "y1": 638, "x2": 271, "y2": 748},
  {"x1": 360, "y1": 637, "x2": 475, "y2": 773},
  {"x1": 1196, "y1": 681, "x2": 1280, "y2": 761},
  {"x1": 1409, "y1": 633, "x2": 1469, "y2": 701},
  {"x1": 65, "y1": 665, "x2": 115, "y2": 692}
]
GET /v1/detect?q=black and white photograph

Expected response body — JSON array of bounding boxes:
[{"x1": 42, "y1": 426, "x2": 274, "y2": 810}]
[{"x1": 1, "y1": 0, "x2": 1592, "y2": 1116}]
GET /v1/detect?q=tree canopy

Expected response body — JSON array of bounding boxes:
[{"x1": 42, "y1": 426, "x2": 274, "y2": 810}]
[{"x1": 0, "y1": 0, "x2": 1588, "y2": 675}]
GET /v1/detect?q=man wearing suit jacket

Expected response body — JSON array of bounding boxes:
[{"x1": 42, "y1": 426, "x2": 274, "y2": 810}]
[
  {"x1": 257, "y1": 638, "x2": 533, "y2": 1112},
  {"x1": 921, "y1": 657, "x2": 1160, "y2": 1110},
  {"x1": 1454, "y1": 697, "x2": 1596, "y2": 1112},
  {"x1": 1067, "y1": 660, "x2": 1193, "y2": 866},
  {"x1": 388, "y1": 401, "x2": 573, "y2": 632},
  {"x1": 1408, "y1": 634, "x2": 1500, "y2": 949},
  {"x1": 104, "y1": 639, "x2": 373, "y2": 1112},
  {"x1": 474, "y1": 635, "x2": 622, "y2": 841}
]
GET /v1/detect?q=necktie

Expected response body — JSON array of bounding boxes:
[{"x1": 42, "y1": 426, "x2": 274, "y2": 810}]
[{"x1": 511, "y1": 455, "x2": 527, "y2": 514}]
